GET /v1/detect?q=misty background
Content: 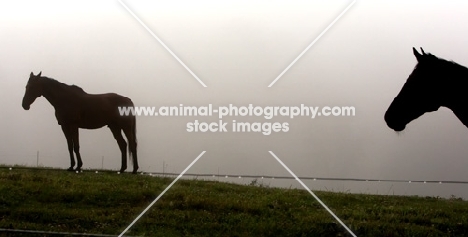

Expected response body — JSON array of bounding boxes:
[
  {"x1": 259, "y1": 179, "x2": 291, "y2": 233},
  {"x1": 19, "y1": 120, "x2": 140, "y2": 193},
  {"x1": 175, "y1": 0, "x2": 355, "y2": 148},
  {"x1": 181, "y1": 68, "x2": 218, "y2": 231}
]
[{"x1": 2, "y1": 0, "x2": 468, "y2": 199}]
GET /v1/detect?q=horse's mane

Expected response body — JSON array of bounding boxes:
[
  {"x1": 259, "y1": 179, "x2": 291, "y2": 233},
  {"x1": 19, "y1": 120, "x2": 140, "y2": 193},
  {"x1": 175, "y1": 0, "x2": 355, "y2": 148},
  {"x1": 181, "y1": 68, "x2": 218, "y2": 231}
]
[
  {"x1": 41, "y1": 76, "x2": 86, "y2": 94},
  {"x1": 419, "y1": 53, "x2": 468, "y2": 76}
]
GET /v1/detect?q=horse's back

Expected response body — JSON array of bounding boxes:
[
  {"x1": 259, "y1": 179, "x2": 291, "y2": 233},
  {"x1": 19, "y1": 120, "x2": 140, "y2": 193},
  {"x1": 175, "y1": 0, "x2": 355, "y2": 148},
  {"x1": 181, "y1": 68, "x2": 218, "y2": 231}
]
[
  {"x1": 83, "y1": 93, "x2": 133, "y2": 108},
  {"x1": 76, "y1": 93, "x2": 135, "y2": 129}
]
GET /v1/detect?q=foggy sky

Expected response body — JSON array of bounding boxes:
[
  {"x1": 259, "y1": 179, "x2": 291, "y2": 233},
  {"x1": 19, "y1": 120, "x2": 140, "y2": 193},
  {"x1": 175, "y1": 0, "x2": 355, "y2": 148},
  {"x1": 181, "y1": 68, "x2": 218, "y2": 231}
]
[{"x1": 2, "y1": 0, "x2": 468, "y2": 199}]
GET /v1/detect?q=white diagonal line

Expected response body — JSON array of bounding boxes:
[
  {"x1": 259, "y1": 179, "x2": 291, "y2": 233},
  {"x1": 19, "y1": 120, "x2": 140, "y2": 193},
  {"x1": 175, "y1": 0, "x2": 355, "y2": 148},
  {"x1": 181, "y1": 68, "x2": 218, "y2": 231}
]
[
  {"x1": 268, "y1": 151, "x2": 357, "y2": 237},
  {"x1": 268, "y1": 0, "x2": 356, "y2": 87},
  {"x1": 118, "y1": 151, "x2": 206, "y2": 237},
  {"x1": 118, "y1": 0, "x2": 207, "y2": 87}
]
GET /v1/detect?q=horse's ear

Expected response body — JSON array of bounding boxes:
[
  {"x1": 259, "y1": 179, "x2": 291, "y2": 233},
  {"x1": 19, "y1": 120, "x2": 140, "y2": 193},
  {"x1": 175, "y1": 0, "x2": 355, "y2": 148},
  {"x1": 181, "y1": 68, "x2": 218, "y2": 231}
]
[
  {"x1": 420, "y1": 47, "x2": 426, "y2": 55},
  {"x1": 30, "y1": 72, "x2": 34, "y2": 77},
  {"x1": 413, "y1": 47, "x2": 423, "y2": 61},
  {"x1": 37, "y1": 71, "x2": 42, "y2": 77}
]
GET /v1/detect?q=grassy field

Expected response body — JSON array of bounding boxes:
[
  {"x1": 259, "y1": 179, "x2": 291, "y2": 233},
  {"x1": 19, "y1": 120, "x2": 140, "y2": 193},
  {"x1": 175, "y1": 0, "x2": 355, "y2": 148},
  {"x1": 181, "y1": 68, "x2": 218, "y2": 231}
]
[{"x1": 0, "y1": 167, "x2": 467, "y2": 236}]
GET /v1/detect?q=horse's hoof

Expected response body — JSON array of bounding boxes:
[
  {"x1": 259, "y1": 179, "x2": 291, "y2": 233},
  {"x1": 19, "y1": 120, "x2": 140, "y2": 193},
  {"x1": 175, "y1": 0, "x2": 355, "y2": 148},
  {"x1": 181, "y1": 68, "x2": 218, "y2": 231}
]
[
  {"x1": 67, "y1": 167, "x2": 74, "y2": 171},
  {"x1": 132, "y1": 170, "x2": 138, "y2": 174}
]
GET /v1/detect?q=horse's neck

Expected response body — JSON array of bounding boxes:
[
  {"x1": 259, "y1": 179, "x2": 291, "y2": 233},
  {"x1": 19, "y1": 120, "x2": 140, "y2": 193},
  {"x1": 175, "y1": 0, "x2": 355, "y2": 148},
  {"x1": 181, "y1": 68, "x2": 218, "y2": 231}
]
[
  {"x1": 441, "y1": 71, "x2": 468, "y2": 126},
  {"x1": 451, "y1": 104, "x2": 468, "y2": 128},
  {"x1": 41, "y1": 79, "x2": 79, "y2": 109}
]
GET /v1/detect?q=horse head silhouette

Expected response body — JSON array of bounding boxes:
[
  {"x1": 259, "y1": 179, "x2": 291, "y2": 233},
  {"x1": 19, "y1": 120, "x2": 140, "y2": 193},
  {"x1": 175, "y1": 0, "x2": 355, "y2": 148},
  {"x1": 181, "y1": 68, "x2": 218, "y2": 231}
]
[{"x1": 385, "y1": 48, "x2": 468, "y2": 131}]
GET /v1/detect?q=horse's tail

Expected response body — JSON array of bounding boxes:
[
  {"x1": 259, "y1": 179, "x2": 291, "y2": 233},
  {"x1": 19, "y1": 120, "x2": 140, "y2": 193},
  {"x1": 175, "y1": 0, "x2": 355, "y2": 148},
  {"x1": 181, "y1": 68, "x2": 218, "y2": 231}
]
[
  {"x1": 128, "y1": 110, "x2": 137, "y2": 163},
  {"x1": 124, "y1": 98, "x2": 137, "y2": 172}
]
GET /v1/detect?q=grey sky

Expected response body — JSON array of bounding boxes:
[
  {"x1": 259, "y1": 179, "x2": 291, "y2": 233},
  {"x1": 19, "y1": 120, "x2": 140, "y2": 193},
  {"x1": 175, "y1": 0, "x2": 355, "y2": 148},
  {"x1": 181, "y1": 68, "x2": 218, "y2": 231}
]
[{"x1": 2, "y1": 0, "x2": 468, "y2": 199}]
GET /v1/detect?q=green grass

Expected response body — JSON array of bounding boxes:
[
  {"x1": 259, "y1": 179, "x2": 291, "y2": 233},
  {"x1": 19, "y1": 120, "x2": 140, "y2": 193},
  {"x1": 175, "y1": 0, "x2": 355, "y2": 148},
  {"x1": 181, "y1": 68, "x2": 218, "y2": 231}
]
[{"x1": 0, "y1": 167, "x2": 467, "y2": 236}]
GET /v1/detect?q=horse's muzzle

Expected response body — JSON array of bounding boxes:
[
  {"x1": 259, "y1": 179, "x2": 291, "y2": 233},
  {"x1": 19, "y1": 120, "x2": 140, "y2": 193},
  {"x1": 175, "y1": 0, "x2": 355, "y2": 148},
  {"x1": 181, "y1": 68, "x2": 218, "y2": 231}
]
[
  {"x1": 384, "y1": 110, "x2": 406, "y2": 132},
  {"x1": 389, "y1": 124, "x2": 405, "y2": 132}
]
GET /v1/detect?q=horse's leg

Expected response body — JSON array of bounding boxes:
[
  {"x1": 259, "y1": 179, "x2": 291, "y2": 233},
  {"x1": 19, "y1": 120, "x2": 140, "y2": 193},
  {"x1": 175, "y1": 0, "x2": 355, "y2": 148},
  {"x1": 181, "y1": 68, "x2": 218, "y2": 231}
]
[
  {"x1": 109, "y1": 126, "x2": 127, "y2": 173},
  {"x1": 123, "y1": 126, "x2": 138, "y2": 174},
  {"x1": 71, "y1": 126, "x2": 83, "y2": 171},
  {"x1": 61, "y1": 125, "x2": 75, "y2": 171}
]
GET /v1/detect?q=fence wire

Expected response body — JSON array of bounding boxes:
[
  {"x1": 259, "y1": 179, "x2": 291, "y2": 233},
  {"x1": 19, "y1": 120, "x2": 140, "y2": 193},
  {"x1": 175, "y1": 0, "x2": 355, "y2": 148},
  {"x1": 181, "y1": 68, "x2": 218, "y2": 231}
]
[{"x1": 3, "y1": 166, "x2": 468, "y2": 184}]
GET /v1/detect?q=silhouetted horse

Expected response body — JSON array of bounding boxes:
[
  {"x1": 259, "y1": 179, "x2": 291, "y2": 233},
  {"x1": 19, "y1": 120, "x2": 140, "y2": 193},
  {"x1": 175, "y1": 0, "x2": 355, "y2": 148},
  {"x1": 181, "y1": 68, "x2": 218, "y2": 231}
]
[
  {"x1": 385, "y1": 48, "x2": 468, "y2": 131},
  {"x1": 22, "y1": 72, "x2": 139, "y2": 173}
]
